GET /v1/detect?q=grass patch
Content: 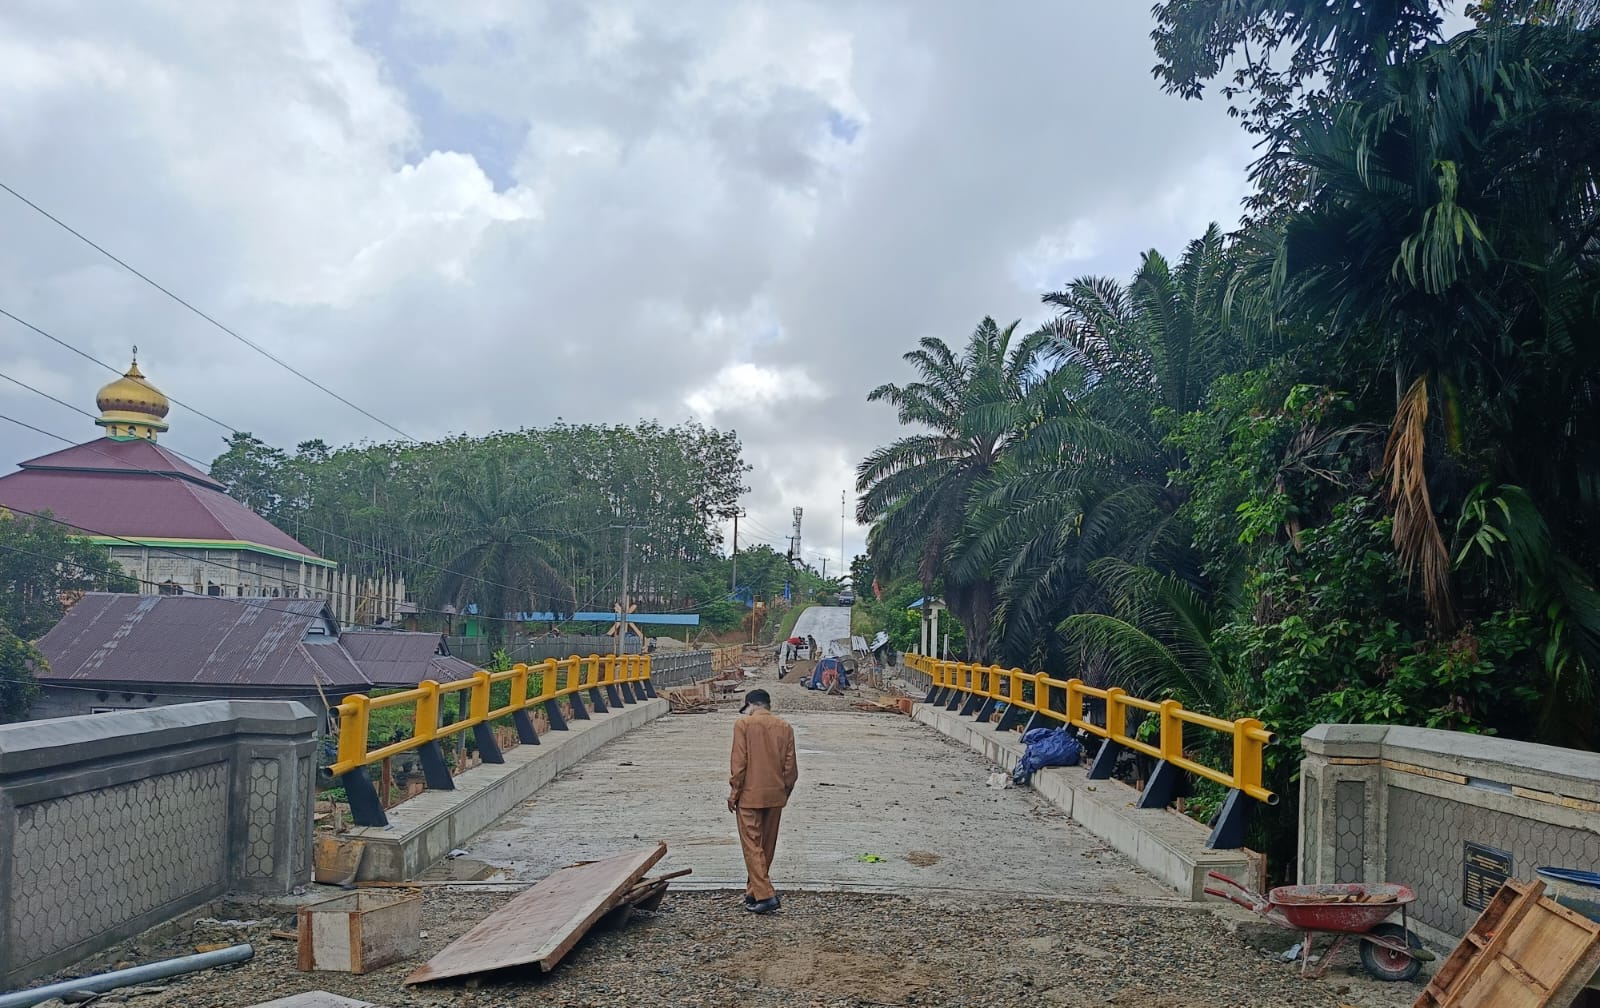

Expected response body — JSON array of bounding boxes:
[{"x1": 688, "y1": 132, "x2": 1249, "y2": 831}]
[{"x1": 770, "y1": 603, "x2": 812, "y2": 645}]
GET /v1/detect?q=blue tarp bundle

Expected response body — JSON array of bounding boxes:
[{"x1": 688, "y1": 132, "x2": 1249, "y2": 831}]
[
  {"x1": 805, "y1": 656, "x2": 851, "y2": 690},
  {"x1": 1012, "y1": 727, "x2": 1082, "y2": 784}
]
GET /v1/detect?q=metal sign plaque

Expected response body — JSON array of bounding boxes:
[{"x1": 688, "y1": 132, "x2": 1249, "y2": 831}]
[{"x1": 1463, "y1": 841, "x2": 1513, "y2": 911}]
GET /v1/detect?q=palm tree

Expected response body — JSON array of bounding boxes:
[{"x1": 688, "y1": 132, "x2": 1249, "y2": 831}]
[
  {"x1": 856, "y1": 318, "x2": 1049, "y2": 661},
  {"x1": 1253, "y1": 25, "x2": 1600, "y2": 737},
  {"x1": 956, "y1": 227, "x2": 1246, "y2": 667},
  {"x1": 415, "y1": 453, "x2": 578, "y2": 640}
]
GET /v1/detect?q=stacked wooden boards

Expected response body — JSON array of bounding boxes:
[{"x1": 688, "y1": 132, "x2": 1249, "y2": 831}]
[{"x1": 1415, "y1": 879, "x2": 1600, "y2": 1008}]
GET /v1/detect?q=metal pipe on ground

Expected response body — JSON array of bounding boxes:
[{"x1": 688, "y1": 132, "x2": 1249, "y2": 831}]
[{"x1": 0, "y1": 944, "x2": 254, "y2": 1008}]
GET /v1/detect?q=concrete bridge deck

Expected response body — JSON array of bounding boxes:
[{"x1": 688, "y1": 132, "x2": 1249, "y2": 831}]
[{"x1": 468, "y1": 700, "x2": 1173, "y2": 903}]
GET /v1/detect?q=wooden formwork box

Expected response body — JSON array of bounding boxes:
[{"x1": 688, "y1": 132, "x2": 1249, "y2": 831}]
[
  {"x1": 297, "y1": 890, "x2": 422, "y2": 974},
  {"x1": 1415, "y1": 879, "x2": 1600, "y2": 1008}
]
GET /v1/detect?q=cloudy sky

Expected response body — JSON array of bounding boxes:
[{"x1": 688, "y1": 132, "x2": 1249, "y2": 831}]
[{"x1": 0, "y1": 0, "x2": 1256, "y2": 577}]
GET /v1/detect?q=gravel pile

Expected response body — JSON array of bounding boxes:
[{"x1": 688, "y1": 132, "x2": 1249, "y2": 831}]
[{"x1": 38, "y1": 890, "x2": 1419, "y2": 1008}]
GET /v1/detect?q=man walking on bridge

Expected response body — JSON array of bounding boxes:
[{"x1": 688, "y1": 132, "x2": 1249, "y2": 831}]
[{"x1": 728, "y1": 688, "x2": 798, "y2": 914}]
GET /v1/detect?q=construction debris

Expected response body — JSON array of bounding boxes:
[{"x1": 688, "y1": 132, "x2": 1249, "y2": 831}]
[
  {"x1": 665, "y1": 688, "x2": 714, "y2": 713},
  {"x1": 312, "y1": 836, "x2": 366, "y2": 886},
  {"x1": 1415, "y1": 878, "x2": 1600, "y2": 1008},
  {"x1": 405, "y1": 843, "x2": 679, "y2": 985},
  {"x1": 248, "y1": 995, "x2": 383, "y2": 1008},
  {"x1": 851, "y1": 698, "x2": 906, "y2": 715},
  {"x1": 297, "y1": 891, "x2": 422, "y2": 974}
]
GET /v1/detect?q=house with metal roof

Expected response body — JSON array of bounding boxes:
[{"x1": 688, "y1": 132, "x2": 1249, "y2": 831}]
[
  {"x1": 30, "y1": 593, "x2": 474, "y2": 722},
  {"x1": 0, "y1": 351, "x2": 406, "y2": 626}
]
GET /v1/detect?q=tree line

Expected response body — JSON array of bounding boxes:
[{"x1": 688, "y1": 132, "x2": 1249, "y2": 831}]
[
  {"x1": 855, "y1": 2, "x2": 1600, "y2": 854},
  {"x1": 209, "y1": 421, "x2": 753, "y2": 636}
]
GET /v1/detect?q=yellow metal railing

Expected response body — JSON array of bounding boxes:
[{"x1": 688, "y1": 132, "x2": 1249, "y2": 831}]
[
  {"x1": 905, "y1": 654, "x2": 1275, "y2": 804},
  {"x1": 329, "y1": 653, "x2": 653, "y2": 776}
]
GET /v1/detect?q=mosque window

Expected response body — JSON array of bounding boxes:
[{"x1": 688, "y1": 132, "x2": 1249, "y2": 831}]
[
  {"x1": 158, "y1": 580, "x2": 182, "y2": 596},
  {"x1": 207, "y1": 583, "x2": 222, "y2": 597}
]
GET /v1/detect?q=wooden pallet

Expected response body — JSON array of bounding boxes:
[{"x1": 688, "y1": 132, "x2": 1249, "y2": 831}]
[{"x1": 1415, "y1": 879, "x2": 1600, "y2": 1008}]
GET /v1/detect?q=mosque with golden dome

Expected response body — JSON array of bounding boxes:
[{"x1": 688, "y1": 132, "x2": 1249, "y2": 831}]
[{"x1": 0, "y1": 353, "x2": 401, "y2": 622}]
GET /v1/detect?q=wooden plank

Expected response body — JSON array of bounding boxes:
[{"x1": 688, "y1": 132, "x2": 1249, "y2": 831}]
[
  {"x1": 1417, "y1": 880, "x2": 1536, "y2": 1006},
  {"x1": 405, "y1": 843, "x2": 666, "y2": 984},
  {"x1": 247, "y1": 994, "x2": 384, "y2": 1008},
  {"x1": 1416, "y1": 879, "x2": 1600, "y2": 1008}
]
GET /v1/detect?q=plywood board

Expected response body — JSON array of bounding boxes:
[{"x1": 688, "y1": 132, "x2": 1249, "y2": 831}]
[
  {"x1": 247, "y1": 994, "x2": 383, "y2": 1008},
  {"x1": 405, "y1": 843, "x2": 666, "y2": 984},
  {"x1": 1416, "y1": 879, "x2": 1600, "y2": 1008}
]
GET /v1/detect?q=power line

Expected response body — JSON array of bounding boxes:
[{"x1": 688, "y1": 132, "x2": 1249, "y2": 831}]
[
  {"x1": 0, "y1": 672, "x2": 337, "y2": 704},
  {"x1": 0, "y1": 358, "x2": 606, "y2": 607},
  {"x1": 0, "y1": 411, "x2": 697, "y2": 628},
  {"x1": 0, "y1": 491, "x2": 570, "y2": 629},
  {"x1": 0, "y1": 413, "x2": 540, "y2": 627},
  {"x1": 0, "y1": 181, "x2": 418, "y2": 442},
  {"x1": 0, "y1": 310, "x2": 723, "y2": 623},
  {"x1": 0, "y1": 306, "x2": 240, "y2": 438}
]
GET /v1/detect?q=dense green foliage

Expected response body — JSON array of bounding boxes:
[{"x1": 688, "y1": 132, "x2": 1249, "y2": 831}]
[
  {"x1": 211, "y1": 422, "x2": 752, "y2": 638},
  {"x1": 0, "y1": 508, "x2": 136, "y2": 719},
  {"x1": 857, "y1": 4, "x2": 1600, "y2": 864}
]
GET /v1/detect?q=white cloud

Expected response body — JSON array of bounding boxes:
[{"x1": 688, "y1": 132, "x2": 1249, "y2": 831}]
[
  {"x1": 0, "y1": 0, "x2": 1254, "y2": 568},
  {"x1": 685, "y1": 362, "x2": 823, "y2": 419}
]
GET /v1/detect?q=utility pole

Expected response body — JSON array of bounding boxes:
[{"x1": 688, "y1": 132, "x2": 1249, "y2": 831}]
[
  {"x1": 728, "y1": 509, "x2": 745, "y2": 594},
  {"x1": 617, "y1": 525, "x2": 632, "y2": 657},
  {"x1": 821, "y1": 557, "x2": 828, "y2": 579},
  {"x1": 840, "y1": 490, "x2": 846, "y2": 586}
]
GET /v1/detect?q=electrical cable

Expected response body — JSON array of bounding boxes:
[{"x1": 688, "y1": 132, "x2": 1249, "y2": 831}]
[
  {"x1": 0, "y1": 182, "x2": 417, "y2": 442},
  {"x1": 0, "y1": 369, "x2": 612, "y2": 609},
  {"x1": 0, "y1": 311, "x2": 725, "y2": 623}
]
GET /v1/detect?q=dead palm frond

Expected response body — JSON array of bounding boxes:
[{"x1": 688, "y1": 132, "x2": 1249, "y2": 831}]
[{"x1": 1382, "y1": 374, "x2": 1455, "y2": 629}]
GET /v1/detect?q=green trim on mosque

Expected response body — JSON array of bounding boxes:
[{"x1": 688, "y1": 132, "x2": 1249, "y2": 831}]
[{"x1": 88, "y1": 535, "x2": 340, "y2": 567}]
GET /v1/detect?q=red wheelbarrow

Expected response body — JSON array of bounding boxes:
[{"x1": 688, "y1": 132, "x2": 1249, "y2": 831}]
[{"x1": 1205, "y1": 871, "x2": 1433, "y2": 981}]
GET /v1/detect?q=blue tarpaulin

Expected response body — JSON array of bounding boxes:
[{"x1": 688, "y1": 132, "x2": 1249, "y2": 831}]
[
  {"x1": 1012, "y1": 727, "x2": 1082, "y2": 784},
  {"x1": 804, "y1": 656, "x2": 851, "y2": 691}
]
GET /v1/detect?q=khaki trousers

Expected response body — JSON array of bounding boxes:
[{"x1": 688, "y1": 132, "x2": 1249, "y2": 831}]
[{"x1": 736, "y1": 805, "x2": 784, "y2": 900}]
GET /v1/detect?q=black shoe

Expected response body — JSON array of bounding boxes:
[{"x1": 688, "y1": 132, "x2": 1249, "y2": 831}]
[
  {"x1": 746, "y1": 896, "x2": 780, "y2": 914},
  {"x1": 742, "y1": 894, "x2": 756, "y2": 906}
]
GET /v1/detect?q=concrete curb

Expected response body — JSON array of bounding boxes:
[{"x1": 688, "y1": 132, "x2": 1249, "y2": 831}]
[
  {"x1": 348, "y1": 698, "x2": 669, "y2": 880},
  {"x1": 913, "y1": 704, "x2": 1264, "y2": 900}
]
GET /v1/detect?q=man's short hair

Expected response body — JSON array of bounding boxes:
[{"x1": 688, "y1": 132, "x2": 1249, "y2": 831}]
[{"x1": 739, "y1": 688, "x2": 771, "y2": 713}]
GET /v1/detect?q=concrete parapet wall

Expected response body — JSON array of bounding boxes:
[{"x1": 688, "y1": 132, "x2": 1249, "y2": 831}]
[
  {"x1": 348, "y1": 697, "x2": 669, "y2": 881},
  {"x1": 0, "y1": 701, "x2": 317, "y2": 986},
  {"x1": 912, "y1": 704, "x2": 1262, "y2": 899},
  {"x1": 1299, "y1": 723, "x2": 1600, "y2": 948}
]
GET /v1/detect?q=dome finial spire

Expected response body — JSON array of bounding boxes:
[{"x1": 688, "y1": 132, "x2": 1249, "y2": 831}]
[{"x1": 95, "y1": 351, "x2": 169, "y2": 441}]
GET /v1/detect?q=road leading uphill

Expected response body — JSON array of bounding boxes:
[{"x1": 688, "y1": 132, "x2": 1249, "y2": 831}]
[{"x1": 789, "y1": 604, "x2": 851, "y2": 647}]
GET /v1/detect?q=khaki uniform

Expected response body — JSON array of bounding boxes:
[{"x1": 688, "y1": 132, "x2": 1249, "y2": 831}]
[{"x1": 729, "y1": 708, "x2": 799, "y2": 901}]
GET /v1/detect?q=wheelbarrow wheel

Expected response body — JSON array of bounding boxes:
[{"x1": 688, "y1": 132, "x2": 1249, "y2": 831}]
[{"x1": 1360, "y1": 922, "x2": 1423, "y2": 982}]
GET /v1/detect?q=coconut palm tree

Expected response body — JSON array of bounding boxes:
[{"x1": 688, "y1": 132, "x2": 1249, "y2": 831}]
[{"x1": 856, "y1": 317, "x2": 1049, "y2": 661}]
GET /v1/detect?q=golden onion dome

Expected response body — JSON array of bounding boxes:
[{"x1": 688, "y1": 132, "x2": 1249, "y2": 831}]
[{"x1": 95, "y1": 348, "x2": 170, "y2": 440}]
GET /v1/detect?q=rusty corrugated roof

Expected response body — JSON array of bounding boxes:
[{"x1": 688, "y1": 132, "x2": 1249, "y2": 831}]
[
  {"x1": 341, "y1": 629, "x2": 477, "y2": 687},
  {"x1": 36, "y1": 593, "x2": 370, "y2": 689}
]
